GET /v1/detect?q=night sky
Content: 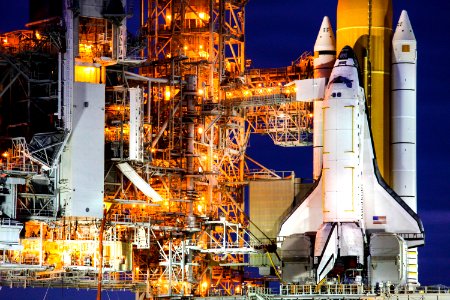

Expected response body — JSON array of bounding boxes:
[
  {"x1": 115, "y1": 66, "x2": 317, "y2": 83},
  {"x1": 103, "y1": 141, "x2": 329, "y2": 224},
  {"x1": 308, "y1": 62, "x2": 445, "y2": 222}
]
[{"x1": 0, "y1": 0, "x2": 449, "y2": 298}]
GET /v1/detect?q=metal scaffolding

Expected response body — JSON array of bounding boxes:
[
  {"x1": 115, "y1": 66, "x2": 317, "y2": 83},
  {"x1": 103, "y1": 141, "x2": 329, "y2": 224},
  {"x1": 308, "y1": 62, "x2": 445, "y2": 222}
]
[{"x1": 0, "y1": 0, "x2": 314, "y2": 298}]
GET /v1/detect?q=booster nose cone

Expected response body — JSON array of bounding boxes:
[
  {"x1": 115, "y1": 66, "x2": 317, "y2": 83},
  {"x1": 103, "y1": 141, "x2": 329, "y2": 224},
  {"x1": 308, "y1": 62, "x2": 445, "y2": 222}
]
[
  {"x1": 393, "y1": 10, "x2": 416, "y2": 41},
  {"x1": 314, "y1": 16, "x2": 336, "y2": 52}
]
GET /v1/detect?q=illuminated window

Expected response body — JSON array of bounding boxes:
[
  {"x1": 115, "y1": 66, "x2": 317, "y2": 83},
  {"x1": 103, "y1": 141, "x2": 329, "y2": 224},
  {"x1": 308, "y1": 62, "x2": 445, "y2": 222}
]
[
  {"x1": 402, "y1": 44, "x2": 410, "y2": 52},
  {"x1": 75, "y1": 65, "x2": 102, "y2": 83}
]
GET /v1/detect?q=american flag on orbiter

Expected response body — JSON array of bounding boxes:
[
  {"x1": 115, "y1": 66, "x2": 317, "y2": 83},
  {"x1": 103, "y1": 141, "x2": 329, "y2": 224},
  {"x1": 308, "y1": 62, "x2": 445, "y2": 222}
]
[{"x1": 373, "y1": 216, "x2": 386, "y2": 224}]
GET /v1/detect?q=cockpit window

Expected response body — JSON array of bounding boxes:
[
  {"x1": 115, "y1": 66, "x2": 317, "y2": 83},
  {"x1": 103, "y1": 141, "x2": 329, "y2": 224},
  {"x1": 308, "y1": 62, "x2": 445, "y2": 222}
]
[{"x1": 329, "y1": 76, "x2": 353, "y2": 88}]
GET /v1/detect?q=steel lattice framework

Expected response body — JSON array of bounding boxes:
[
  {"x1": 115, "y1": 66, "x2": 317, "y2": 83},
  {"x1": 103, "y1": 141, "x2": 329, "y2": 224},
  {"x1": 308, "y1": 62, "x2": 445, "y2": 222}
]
[{"x1": 0, "y1": 1, "x2": 314, "y2": 298}]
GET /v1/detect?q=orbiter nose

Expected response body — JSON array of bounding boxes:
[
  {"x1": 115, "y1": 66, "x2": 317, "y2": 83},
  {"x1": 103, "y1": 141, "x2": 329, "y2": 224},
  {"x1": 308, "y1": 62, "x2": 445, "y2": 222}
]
[{"x1": 337, "y1": 45, "x2": 356, "y2": 60}]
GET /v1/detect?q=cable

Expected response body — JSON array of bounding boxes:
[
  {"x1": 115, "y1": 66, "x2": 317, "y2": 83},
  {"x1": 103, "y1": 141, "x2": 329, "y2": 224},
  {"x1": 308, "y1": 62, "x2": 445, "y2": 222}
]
[
  {"x1": 266, "y1": 252, "x2": 282, "y2": 282},
  {"x1": 42, "y1": 282, "x2": 51, "y2": 300}
]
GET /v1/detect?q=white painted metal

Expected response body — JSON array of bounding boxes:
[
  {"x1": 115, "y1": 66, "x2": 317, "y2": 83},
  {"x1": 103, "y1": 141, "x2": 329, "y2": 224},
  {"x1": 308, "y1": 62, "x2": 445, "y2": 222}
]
[
  {"x1": 1, "y1": 179, "x2": 24, "y2": 219},
  {"x1": 313, "y1": 16, "x2": 336, "y2": 77},
  {"x1": 369, "y1": 233, "x2": 407, "y2": 285},
  {"x1": 391, "y1": 11, "x2": 420, "y2": 286},
  {"x1": 322, "y1": 55, "x2": 364, "y2": 222},
  {"x1": 129, "y1": 88, "x2": 144, "y2": 162},
  {"x1": 313, "y1": 100, "x2": 324, "y2": 181},
  {"x1": 339, "y1": 223, "x2": 364, "y2": 262},
  {"x1": 117, "y1": 162, "x2": 163, "y2": 202},
  {"x1": 277, "y1": 176, "x2": 323, "y2": 238},
  {"x1": 63, "y1": 0, "x2": 74, "y2": 131},
  {"x1": 57, "y1": 52, "x2": 62, "y2": 120},
  {"x1": 280, "y1": 47, "x2": 423, "y2": 239},
  {"x1": 314, "y1": 223, "x2": 338, "y2": 283},
  {"x1": 202, "y1": 217, "x2": 257, "y2": 254},
  {"x1": 314, "y1": 222, "x2": 364, "y2": 284},
  {"x1": 360, "y1": 110, "x2": 423, "y2": 245},
  {"x1": 60, "y1": 82, "x2": 105, "y2": 218},
  {"x1": 0, "y1": 219, "x2": 23, "y2": 250},
  {"x1": 288, "y1": 78, "x2": 326, "y2": 102},
  {"x1": 135, "y1": 227, "x2": 150, "y2": 249},
  {"x1": 313, "y1": 16, "x2": 336, "y2": 180},
  {"x1": 118, "y1": 18, "x2": 127, "y2": 60},
  {"x1": 391, "y1": 10, "x2": 417, "y2": 212},
  {"x1": 278, "y1": 46, "x2": 424, "y2": 284}
]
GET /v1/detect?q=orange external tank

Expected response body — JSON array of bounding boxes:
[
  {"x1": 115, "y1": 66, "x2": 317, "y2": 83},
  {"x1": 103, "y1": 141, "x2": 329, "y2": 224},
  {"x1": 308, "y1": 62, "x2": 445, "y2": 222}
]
[{"x1": 336, "y1": 0, "x2": 393, "y2": 183}]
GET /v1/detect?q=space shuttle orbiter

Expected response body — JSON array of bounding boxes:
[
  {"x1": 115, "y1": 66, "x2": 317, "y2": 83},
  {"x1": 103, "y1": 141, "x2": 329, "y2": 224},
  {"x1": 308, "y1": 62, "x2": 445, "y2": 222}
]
[{"x1": 278, "y1": 38, "x2": 424, "y2": 284}]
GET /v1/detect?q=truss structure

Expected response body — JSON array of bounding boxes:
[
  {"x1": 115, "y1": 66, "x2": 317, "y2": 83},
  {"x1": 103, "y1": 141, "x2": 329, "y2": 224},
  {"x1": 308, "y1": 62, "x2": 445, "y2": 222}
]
[{"x1": 0, "y1": 1, "x2": 315, "y2": 298}]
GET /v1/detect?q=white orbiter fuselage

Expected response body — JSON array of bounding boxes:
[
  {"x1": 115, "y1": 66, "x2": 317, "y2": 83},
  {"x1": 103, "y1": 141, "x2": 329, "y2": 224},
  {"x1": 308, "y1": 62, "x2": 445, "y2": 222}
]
[{"x1": 278, "y1": 46, "x2": 424, "y2": 284}]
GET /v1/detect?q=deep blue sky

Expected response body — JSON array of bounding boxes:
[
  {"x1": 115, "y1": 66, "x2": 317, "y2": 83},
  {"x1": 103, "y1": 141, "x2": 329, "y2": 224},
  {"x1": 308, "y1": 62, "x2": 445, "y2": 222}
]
[{"x1": 0, "y1": 1, "x2": 449, "y2": 298}]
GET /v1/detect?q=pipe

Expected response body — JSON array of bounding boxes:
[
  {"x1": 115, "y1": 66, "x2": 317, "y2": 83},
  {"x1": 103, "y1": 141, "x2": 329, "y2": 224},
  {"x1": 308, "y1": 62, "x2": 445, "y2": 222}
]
[
  {"x1": 124, "y1": 71, "x2": 171, "y2": 83},
  {"x1": 57, "y1": 52, "x2": 62, "y2": 120},
  {"x1": 151, "y1": 102, "x2": 180, "y2": 149}
]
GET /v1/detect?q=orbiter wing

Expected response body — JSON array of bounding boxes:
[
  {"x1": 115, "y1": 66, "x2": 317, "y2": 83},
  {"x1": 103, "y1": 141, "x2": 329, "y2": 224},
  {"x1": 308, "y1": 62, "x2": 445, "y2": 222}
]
[
  {"x1": 278, "y1": 102, "x2": 424, "y2": 247},
  {"x1": 361, "y1": 113, "x2": 424, "y2": 247}
]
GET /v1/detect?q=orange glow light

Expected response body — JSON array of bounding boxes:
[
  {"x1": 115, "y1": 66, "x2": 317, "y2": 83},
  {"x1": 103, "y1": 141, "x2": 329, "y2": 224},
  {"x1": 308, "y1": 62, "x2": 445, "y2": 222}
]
[
  {"x1": 235, "y1": 286, "x2": 241, "y2": 294},
  {"x1": 201, "y1": 281, "x2": 208, "y2": 289},
  {"x1": 164, "y1": 86, "x2": 171, "y2": 101}
]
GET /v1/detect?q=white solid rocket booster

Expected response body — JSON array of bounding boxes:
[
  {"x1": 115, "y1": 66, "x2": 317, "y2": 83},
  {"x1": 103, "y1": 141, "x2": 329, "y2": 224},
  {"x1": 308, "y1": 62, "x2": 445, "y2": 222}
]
[
  {"x1": 391, "y1": 10, "x2": 419, "y2": 286},
  {"x1": 313, "y1": 16, "x2": 336, "y2": 180},
  {"x1": 391, "y1": 10, "x2": 417, "y2": 212}
]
